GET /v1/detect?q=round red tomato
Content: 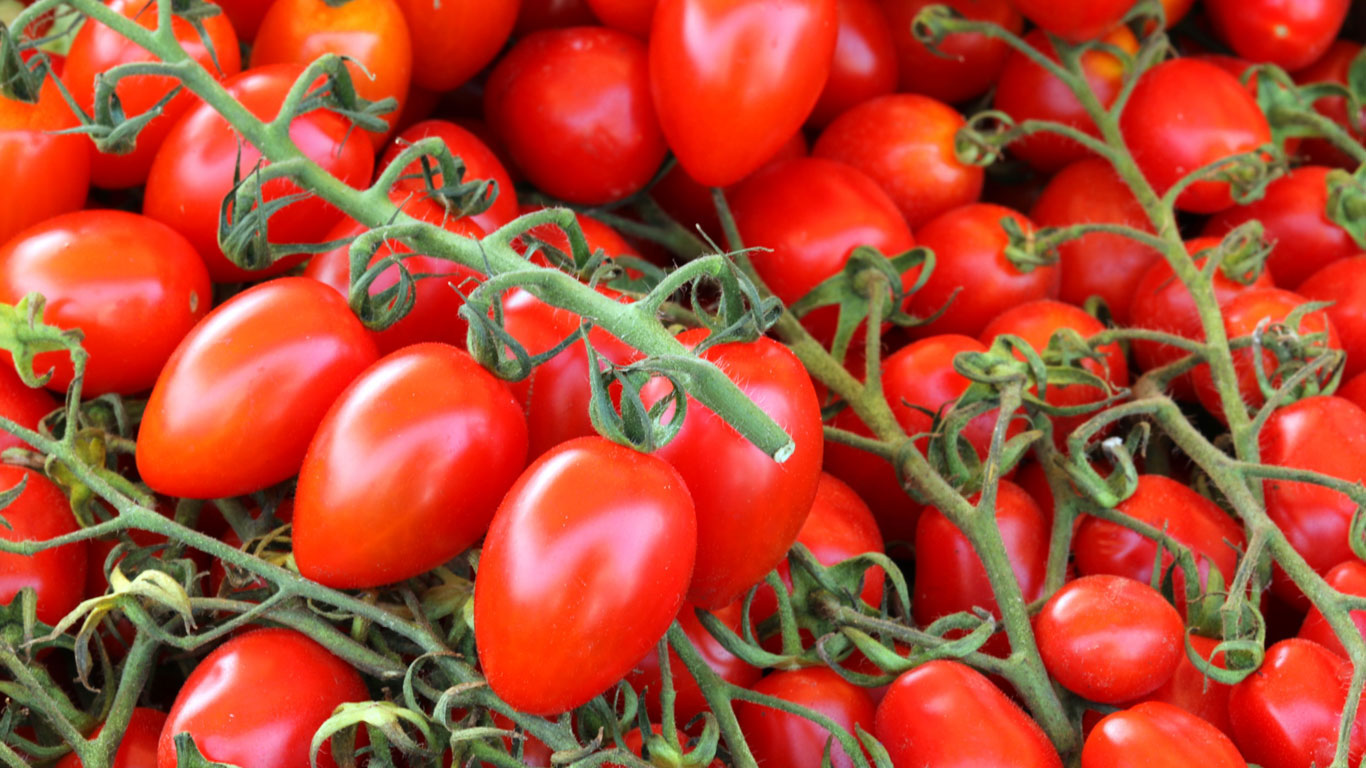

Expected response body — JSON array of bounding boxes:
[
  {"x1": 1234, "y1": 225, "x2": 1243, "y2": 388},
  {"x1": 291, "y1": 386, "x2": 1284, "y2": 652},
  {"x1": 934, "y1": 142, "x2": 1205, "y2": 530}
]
[
  {"x1": 396, "y1": 0, "x2": 517, "y2": 91},
  {"x1": 143, "y1": 64, "x2": 376, "y2": 282},
  {"x1": 1120, "y1": 59, "x2": 1272, "y2": 214},
  {"x1": 58, "y1": 708, "x2": 166, "y2": 768},
  {"x1": 0, "y1": 365, "x2": 56, "y2": 454},
  {"x1": 1012, "y1": 0, "x2": 1132, "y2": 42},
  {"x1": 642, "y1": 331, "x2": 823, "y2": 609},
  {"x1": 807, "y1": 0, "x2": 897, "y2": 128},
  {"x1": 1036, "y1": 574, "x2": 1184, "y2": 703},
  {"x1": 156, "y1": 628, "x2": 369, "y2": 768},
  {"x1": 735, "y1": 667, "x2": 876, "y2": 768},
  {"x1": 474, "y1": 437, "x2": 696, "y2": 714},
  {"x1": 813, "y1": 94, "x2": 983, "y2": 229},
  {"x1": 0, "y1": 71, "x2": 89, "y2": 248},
  {"x1": 1083, "y1": 701, "x2": 1246, "y2": 768},
  {"x1": 880, "y1": 0, "x2": 1022, "y2": 104},
  {"x1": 1207, "y1": 0, "x2": 1348, "y2": 71},
  {"x1": 586, "y1": 0, "x2": 656, "y2": 36},
  {"x1": 1136, "y1": 634, "x2": 1235, "y2": 739},
  {"x1": 0, "y1": 466, "x2": 86, "y2": 627},
  {"x1": 626, "y1": 599, "x2": 761, "y2": 724},
  {"x1": 378, "y1": 119, "x2": 519, "y2": 235},
  {"x1": 650, "y1": 0, "x2": 837, "y2": 187},
  {"x1": 0, "y1": 210, "x2": 211, "y2": 396},
  {"x1": 1299, "y1": 560, "x2": 1366, "y2": 659},
  {"x1": 63, "y1": 0, "x2": 241, "y2": 189},
  {"x1": 136, "y1": 277, "x2": 379, "y2": 499},
  {"x1": 486, "y1": 27, "x2": 666, "y2": 205},
  {"x1": 1298, "y1": 256, "x2": 1366, "y2": 380},
  {"x1": 1293, "y1": 41, "x2": 1364, "y2": 169}
]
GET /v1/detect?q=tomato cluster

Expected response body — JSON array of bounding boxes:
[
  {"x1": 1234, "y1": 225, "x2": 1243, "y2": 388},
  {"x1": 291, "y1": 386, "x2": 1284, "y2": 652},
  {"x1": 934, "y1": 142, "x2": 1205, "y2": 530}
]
[{"x1": 2, "y1": 0, "x2": 1366, "y2": 766}]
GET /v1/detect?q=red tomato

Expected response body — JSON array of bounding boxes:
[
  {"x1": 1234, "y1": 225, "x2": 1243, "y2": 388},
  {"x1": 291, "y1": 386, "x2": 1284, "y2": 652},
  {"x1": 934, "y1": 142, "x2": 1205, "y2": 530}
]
[
  {"x1": 250, "y1": 0, "x2": 412, "y2": 146},
  {"x1": 63, "y1": 0, "x2": 240, "y2": 189},
  {"x1": 1207, "y1": 0, "x2": 1348, "y2": 71},
  {"x1": 0, "y1": 365, "x2": 56, "y2": 454},
  {"x1": 880, "y1": 0, "x2": 1022, "y2": 104},
  {"x1": 1029, "y1": 158, "x2": 1159, "y2": 324},
  {"x1": 0, "y1": 210, "x2": 211, "y2": 396},
  {"x1": 649, "y1": 0, "x2": 838, "y2": 187},
  {"x1": 730, "y1": 157, "x2": 914, "y2": 345},
  {"x1": 0, "y1": 71, "x2": 89, "y2": 248},
  {"x1": 1083, "y1": 701, "x2": 1246, "y2": 768},
  {"x1": 486, "y1": 27, "x2": 666, "y2": 205},
  {"x1": 1120, "y1": 59, "x2": 1272, "y2": 214},
  {"x1": 0, "y1": 466, "x2": 86, "y2": 627},
  {"x1": 626, "y1": 599, "x2": 761, "y2": 724},
  {"x1": 813, "y1": 94, "x2": 983, "y2": 229},
  {"x1": 397, "y1": 0, "x2": 517, "y2": 91},
  {"x1": 136, "y1": 277, "x2": 379, "y2": 499},
  {"x1": 807, "y1": 0, "x2": 897, "y2": 129},
  {"x1": 378, "y1": 119, "x2": 519, "y2": 235},
  {"x1": 1011, "y1": 0, "x2": 1132, "y2": 43},
  {"x1": 475, "y1": 437, "x2": 696, "y2": 714},
  {"x1": 1293, "y1": 41, "x2": 1364, "y2": 169},
  {"x1": 1298, "y1": 256, "x2": 1366, "y2": 380},
  {"x1": 294, "y1": 344, "x2": 527, "y2": 588},
  {"x1": 1299, "y1": 560, "x2": 1366, "y2": 659},
  {"x1": 1229, "y1": 638, "x2": 1366, "y2": 768},
  {"x1": 1342, "y1": 371, "x2": 1366, "y2": 412},
  {"x1": 875, "y1": 660, "x2": 1062, "y2": 768},
  {"x1": 641, "y1": 331, "x2": 823, "y2": 609},
  {"x1": 514, "y1": 0, "x2": 597, "y2": 33},
  {"x1": 156, "y1": 629, "x2": 369, "y2": 768},
  {"x1": 586, "y1": 0, "x2": 656, "y2": 36},
  {"x1": 143, "y1": 64, "x2": 376, "y2": 283},
  {"x1": 1137, "y1": 634, "x2": 1235, "y2": 739},
  {"x1": 57, "y1": 708, "x2": 166, "y2": 768},
  {"x1": 216, "y1": 0, "x2": 273, "y2": 40},
  {"x1": 1190, "y1": 288, "x2": 1340, "y2": 419},
  {"x1": 1036, "y1": 574, "x2": 1185, "y2": 703},
  {"x1": 735, "y1": 667, "x2": 876, "y2": 768}
]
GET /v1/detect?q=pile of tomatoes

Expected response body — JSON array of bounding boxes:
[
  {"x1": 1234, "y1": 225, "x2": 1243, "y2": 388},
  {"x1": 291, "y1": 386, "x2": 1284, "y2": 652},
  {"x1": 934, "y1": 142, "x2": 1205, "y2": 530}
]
[{"x1": 3, "y1": 0, "x2": 1366, "y2": 766}]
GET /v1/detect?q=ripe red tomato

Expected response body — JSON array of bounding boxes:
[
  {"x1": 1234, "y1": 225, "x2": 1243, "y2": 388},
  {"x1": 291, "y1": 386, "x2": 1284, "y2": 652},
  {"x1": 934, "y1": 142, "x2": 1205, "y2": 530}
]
[
  {"x1": 626, "y1": 599, "x2": 761, "y2": 724},
  {"x1": 475, "y1": 437, "x2": 696, "y2": 714},
  {"x1": 880, "y1": 0, "x2": 1022, "y2": 104},
  {"x1": 137, "y1": 277, "x2": 379, "y2": 499},
  {"x1": 216, "y1": 0, "x2": 273, "y2": 40},
  {"x1": 0, "y1": 72, "x2": 89, "y2": 249},
  {"x1": 1342, "y1": 371, "x2": 1366, "y2": 411},
  {"x1": 735, "y1": 667, "x2": 876, "y2": 768},
  {"x1": 0, "y1": 210, "x2": 211, "y2": 396},
  {"x1": 586, "y1": 0, "x2": 657, "y2": 36},
  {"x1": 1011, "y1": 0, "x2": 1132, "y2": 43},
  {"x1": 143, "y1": 64, "x2": 376, "y2": 283},
  {"x1": 294, "y1": 344, "x2": 527, "y2": 588},
  {"x1": 642, "y1": 331, "x2": 823, "y2": 609},
  {"x1": 1083, "y1": 701, "x2": 1246, "y2": 768},
  {"x1": 1293, "y1": 41, "x2": 1364, "y2": 169},
  {"x1": 875, "y1": 660, "x2": 1062, "y2": 768},
  {"x1": 1229, "y1": 638, "x2": 1366, "y2": 768},
  {"x1": 63, "y1": 0, "x2": 241, "y2": 189},
  {"x1": 1298, "y1": 256, "x2": 1366, "y2": 380},
  {"x1": 995, "y1": 27, "x2": 1137, "y2": 172},
  {"x1": 730, "y1": 157, "x2": 914, "y2": 345},
  {"x1": 908, "y1": 204, "x2": 1054, "y2": 338},
  {"x1": 650, "y1": 0, "x2": 838, "y2": 187},
  {"x1": 1207, "y1": 0, "x2": 1348, "y2": 71},
  {"x1": 1136, "y1": 634, "x2": 1235, "y2": 739},
  {"x1": 486, "y1": 27, "x2": 665, "y2": 205},
  {"x1": 0, "y1": 365, "x2": 56, "y2": 454},
  {"x1": 1120, "y1": 59, "x2": 1272, "y2": 214},
  {"x1": 250, "y1": 0, "x2": 412, "y2": 146},
  {"x1": 813, "y1": 94, "x2": 983, "y2": 229},
  {"x1": 0, "y1": 466, "x2": 86, "y2": 627},
  {"x1": 1299, "y1": 560, "x2": 1366, "y2": 659},
  {"x1": 515, "y1": 0, "x2": 597, "y2": 33},
  {"x1": 57, "y1": 708, "x2": 166, "y2": 768},
  {"x1": 396, "y1": 0, "x2": 517, "y2": 91},
  {"x1": 156, "y1": 629, "x2": 369, "y2": 768},
  {"x1": 807, "y1": 0, "x2": 897, "y2": 129},
  {"x1": 1036, "y1": 574, "x2": 1185, "y2": 703},
  {"x1": 378, "y1": 119, "x2": 519, "y2": 235}
]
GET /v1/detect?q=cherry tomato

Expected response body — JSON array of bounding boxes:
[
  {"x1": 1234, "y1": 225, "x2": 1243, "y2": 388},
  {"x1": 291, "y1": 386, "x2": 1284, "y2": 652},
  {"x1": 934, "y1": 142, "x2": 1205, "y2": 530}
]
[
  {"x1": 1229, "y1": 638, "x2": 1366, "y2": 768},
  {"x1": 807, "y1": 0, "x2": 897, "y2": 129},
  {"x1": 0, "y1": 466, "x2": 85, "y2": 627},
  {"x1": 137, "y1": 277, "x2": 379, "y2": 499},
  {"x1": 143, "y1": 64, "x2": 376, "y2": 283},
  {"x1": 586, "y1": 0, "x2": 656, "y2": 36},
  {"x1": 642, "y1": 331, "x2": 823, "y2": 609},
  {"x1": 378, "y1": 119, "x2": 519, "y2": 235},
  {"x1": 397, "y1": 0, "x2": 517, "y2": 91},
  {"x1": 250, "y1": 0, "x2": 412, "y2": 146},
  {"x1": 1083, "y1": 701, "x2": 1246, "y2": 768},
  {"x1": 1036, "y1": 574, "x2": 1185, "y2": 703},
  {"x1": 650, "y1": 0, "x2": 838, "y2": 187},
  {"x1": 515, "y1": 0, "x2": 597, "y2": 33},
  {"x1": 485, "y1": 27, "x2": 665, "y2": 205},
  {"x1": 1298, "y1": 256, "x2": 1366, "y2": 380},
  {"x1": 1120, "y1": 59, "x2": 1272, "y2": 214},
  {"x1": 735, "y1": 667, "x2": 876, "y2": 768},
  {"x1": 1299, "y1": 560, "x2": 1366, "y2": 659},
  {"x1": 626, "y1": 599, "x2": 761, "y2": 724},
  {"x1": 216, "y1": 0, "x2": 273, "y2": 40},
  {"x1": 880, "y1": 0, "x2": 1022, "y2": 104},
  {"x1": 1011, "y1": 0, "x2": 1132, "y2": 43},
  {"x1": 156, "y1": 628, "x2": 369, "y2": 768},
  {"x1": 475, "y1": 437, "x2": 696, "y2": 714},
  {"x1": 875, "y1": 660, "x2": 1061, "y2": 768},
  {"x1": 57, "y1": 708, "x2": 166, "y2": 768},
  {"x1": 63, "y1": 0, "x2": 240, "y2": 189},
  {"x1": 0, "y1": 69, "x2": 89, "y2": 248},
  {"x1": 0, "y1": 365, "x2": 56, "y2": 454},
  {"x1": 1208, "y1": 0, "x2": 1348, "y2": 71},
  {"x1": 1293, "y1": 41, "x2": 1364, "y2": 169},
  {"x1": 1136, "y1": 634, "x2": 1235, "y2": 739},
  {"x1": 813, "y1": 94, "x2": 983, "y2": 229}
]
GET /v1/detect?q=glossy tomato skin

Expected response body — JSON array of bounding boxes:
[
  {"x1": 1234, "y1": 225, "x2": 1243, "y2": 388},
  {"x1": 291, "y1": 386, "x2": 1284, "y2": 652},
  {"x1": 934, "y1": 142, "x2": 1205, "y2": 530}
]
[
  {"x1": 880, "y1": 0, "x2": 1022, "y2": 104},
  {"x1": 0, "y1": 72, "x2": 89, "y2": 248},
  {"x1": 1121, "y1": 59, "x2": 1272, "y2": 214},
  {"x1": 1343, "y1": 372, "x2": 1366, "y2": 412},
  {"x1": 1208, "y1": 0, "x2": 1348, "y2": 71},
  {"x1": 155, "y1": 629, "x2": 369, "y2": 768},
  {"x1": 908, "y1": 204, "x2": 1055, "y2": 338},
  {"x1": 875, "y1": 660, "x2": 1062, "y2": 768},
  {"x1": 1011, "y1": 0, "x2": 1132, "y2": 43},
  {"x1": 1036, "y1": 575, "x2": 1185, "y2": 703},
  {"x1": 378, "y1": 119, "x2": 519, "y2": 234},
  {"x1": 1299, "y1": 560, "x2": 1366, "y2": 659},
  {"x1": 813, "y1": 94, "x2": 983, "y2": 229},
  {"x1": 474, "y1": 437, "x2": 696, "y2": 714},
  {"x1": 650, "y1": 0, "x2": 838, "y2": 187},
  {"x1": 735, "y1": 668, "x2": 876, "y2": 768},
  {"x1": 1299, "y1": 256, "x2": 1366, "y2": 380},
  {"x1": 0, "y1": 366, "x2": 56, "y2": 454},
  {"x1": 136, "y1": 277, "x2": 379, "y2": 500},
  {"x1": 294, "y1": 344, "x2": 527, "y2": 588},
  {"x1": 1229, "y1": 638, "x2": 1366, "y2": 768},
  {"x1": 0, "y1": 210, "x2": 211, "y2": 396},
  {"x1": 1137, "y1": 634, "x2": 1235, "y2": 739},
  {"x1": 397, "y1": 0, "x2": 517, "y2": 91},
  {"x1": 0, "y1": 467, "x2": 86, "y2": 627},
  {"x1": 586, "y1": 0, "x2": 656, "y2": 36},
  {"x1": 731, "y1": 157, "x2": 914, "y2": 345},
  {"x1": 1294, "y1": 41, "x2": 1364, "y2": 169},
  {"x1": 626, "y1": 599, "x2": 761, "y2": 724},
  {"x1": 1083, "y1": 701, "x2": 1247, "y2": 768},
  {"x1": 57, "y1": 708, "x2": 166, "y2": 768},
  {"x1": 143, "y1": 64, "x2": 375, "y2": 282},
  {"x1": 807, "y1": 0, "x2": 896, "y2": 128}
]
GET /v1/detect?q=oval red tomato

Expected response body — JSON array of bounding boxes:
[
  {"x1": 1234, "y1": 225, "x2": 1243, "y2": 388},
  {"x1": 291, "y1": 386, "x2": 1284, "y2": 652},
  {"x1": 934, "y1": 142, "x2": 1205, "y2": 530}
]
[
  {"x1": 807, "y1": 0, "x2": 897, "y2": 129},
  {"x1": 0, "y1": 71, "x2": 89, "y2": 248},
  {"x1": 1083, "y1": 701, "x2": 1246, "y2": 768},
  {"x1": 0, "y1": 365, "x2": 56, "y2": 454},
  {"x1": 0, "y1": 466, "x2": 86, "y2": 627},
  {"x1": 735, "y1": 667, "x2": 876, "y2": 768},
  {"x1": 1298, "y1": 255, "x2": 1366, "y2": 380},
  {"x1": 57, "y1": 708, "x2": 166, "y2": 768},
  {"x1": 396, "y1": 0, "x2": 517, "y2": 92},
  {"x1": 1011, "y1": 0, "x2": 1132, "y2": 43},
  {"x1": 1207, "y1": 0, "x2": 1348, "y2": 71},
  {"x1": 880, "y1": 0, "x2": 1022, "y2": 105},
  {"x1": 1299, "y1": 560, "x2": 1366, "y2": 659}
]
